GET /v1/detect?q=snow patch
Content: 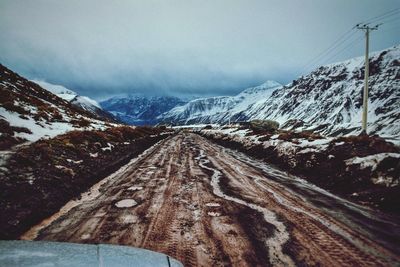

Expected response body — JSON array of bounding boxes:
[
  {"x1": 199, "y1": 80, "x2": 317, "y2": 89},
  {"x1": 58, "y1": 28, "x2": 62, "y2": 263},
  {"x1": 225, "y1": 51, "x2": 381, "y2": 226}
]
[
  {"x1": 205, "y1": 202, "x2": 221, "y2": 207},
  {"x1": 115, "y1": 199, "x2": 137, "y2": 208},
  {"x1": 345, "y1": 153, "x2": 400, "y2": 171},
  {"x1": 207, "y1": 212, "x2": 221, "y2": 217},
  {"x1": 127, "y1": 186, "x2": 143, "y2": 191},
  {"x1": 66, "y1": 159, "x2": 83, "y2": 164},
  {"x1": 101, "y1": 143, "x2": 114, "y2": 152}
]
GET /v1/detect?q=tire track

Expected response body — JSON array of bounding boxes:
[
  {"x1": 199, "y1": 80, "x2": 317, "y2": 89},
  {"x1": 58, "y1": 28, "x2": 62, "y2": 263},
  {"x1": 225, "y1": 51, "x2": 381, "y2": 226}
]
[
  {"x1": 195, "y1": 146, "x2": 295, "y2": 267},
  {"x1": 194, "y1": 133, "x2": 399, "y2": 266}
]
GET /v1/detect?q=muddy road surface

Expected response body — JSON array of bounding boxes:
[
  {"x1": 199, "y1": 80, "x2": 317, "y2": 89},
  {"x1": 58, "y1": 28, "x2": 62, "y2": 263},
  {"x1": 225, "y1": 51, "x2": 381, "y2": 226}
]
[{"x1": 22, "y1": 133, "x2": 400, "y2": 266}]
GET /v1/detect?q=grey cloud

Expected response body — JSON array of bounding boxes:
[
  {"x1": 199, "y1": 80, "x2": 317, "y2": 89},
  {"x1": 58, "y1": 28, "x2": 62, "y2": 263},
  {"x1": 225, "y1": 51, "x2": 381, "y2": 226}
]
[{"x1": 0, "y1": 0, "x2": 399, "y2": 99}]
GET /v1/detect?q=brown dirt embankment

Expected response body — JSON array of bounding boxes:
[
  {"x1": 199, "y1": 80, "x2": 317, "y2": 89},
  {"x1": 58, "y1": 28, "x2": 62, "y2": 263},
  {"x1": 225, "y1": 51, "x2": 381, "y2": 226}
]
[
  {"x1": 0, "y1": 126, "x2": 170, "y2": 239},
  {"x1": 199, "y1": 129, "x2": 400, "y2": 214}
]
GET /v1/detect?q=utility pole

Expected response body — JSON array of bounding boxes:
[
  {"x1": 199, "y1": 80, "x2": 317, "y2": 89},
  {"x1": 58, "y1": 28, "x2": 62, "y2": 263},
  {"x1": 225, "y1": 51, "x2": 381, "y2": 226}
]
[{"x1": 356, "y1": 23, "x2": 380, "y2": 135}]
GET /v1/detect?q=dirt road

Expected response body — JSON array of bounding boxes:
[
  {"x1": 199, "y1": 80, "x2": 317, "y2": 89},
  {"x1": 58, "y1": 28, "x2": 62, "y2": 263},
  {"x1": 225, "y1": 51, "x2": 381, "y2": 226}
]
[{"x1": 22, "y1": 133, "x2": 400, "y2": 266}]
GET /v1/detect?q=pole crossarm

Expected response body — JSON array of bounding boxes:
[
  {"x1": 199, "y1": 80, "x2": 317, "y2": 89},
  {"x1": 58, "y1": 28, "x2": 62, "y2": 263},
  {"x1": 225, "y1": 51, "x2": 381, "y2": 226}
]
[{"x1": 355, "y1": 23, "x2": 381, "y2": 31}]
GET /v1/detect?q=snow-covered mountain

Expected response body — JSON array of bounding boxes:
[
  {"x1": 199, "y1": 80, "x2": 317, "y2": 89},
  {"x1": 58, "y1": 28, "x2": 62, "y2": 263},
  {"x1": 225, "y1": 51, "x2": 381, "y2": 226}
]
[
  {"x1": 0, "y1": 64, "x2": 115, "y2": 145},
  {"x1": 237, "y1": 45, "x2": 400, "y2": 137},
  {"x1": 100, "y1": 95, "x2": 187, "y2": 125},
  {"x1": 160, "y1": 45, "x2": 400, "y2": 138},
  {"x1": 159, "y1": 81, "x2": 282, "y2": 124},
  {"x1": 31, "y1": 80, "x2": 114, "y2": 120}
]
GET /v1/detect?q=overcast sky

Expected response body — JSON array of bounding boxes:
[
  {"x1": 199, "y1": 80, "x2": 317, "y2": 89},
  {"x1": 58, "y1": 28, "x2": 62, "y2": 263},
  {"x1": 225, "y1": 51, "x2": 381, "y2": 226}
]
[{"x1": 0, "y1": 0, "x2": 399, "y2": 100}]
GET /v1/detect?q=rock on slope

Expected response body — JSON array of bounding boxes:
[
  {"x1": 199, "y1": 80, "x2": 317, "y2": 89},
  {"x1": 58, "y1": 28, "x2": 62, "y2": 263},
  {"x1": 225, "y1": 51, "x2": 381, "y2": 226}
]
[
  {"x1": 31, "y1": 80, "x2": 115, "y2": 121},
  {"x1": 100, "y1": 95, "x2": 187, "y2": 125},
  {"x1": 159, "y1": 81, "x2": 282, "y2": 125},
  {"x1": 0, "y1": 64, "x2": 114, "y2": 147}
]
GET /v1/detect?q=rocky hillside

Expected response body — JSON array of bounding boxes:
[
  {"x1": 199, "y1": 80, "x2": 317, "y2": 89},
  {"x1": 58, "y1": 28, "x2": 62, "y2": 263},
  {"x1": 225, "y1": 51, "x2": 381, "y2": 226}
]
[
  {"x1": 0, "y1": 64, "x2": 115, "y2": 149},
  {"x1": 159, "y1": 81, "x2": 282, "y2": 125},
  {"x1": 100, "y1": 95, "x2": 187, "y2": 125},
  {"x1": 31, "y1": 80, "x2": 115, "y2": 121},
  {"x1": 239, "y1": 45, "x2": 400, "y2": 137}
]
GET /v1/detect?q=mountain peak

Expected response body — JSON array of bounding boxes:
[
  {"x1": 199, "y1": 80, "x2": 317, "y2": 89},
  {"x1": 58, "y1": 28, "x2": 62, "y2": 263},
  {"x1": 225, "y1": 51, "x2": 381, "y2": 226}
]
[
  {"x1": 240, "y1": 80, "x2": 282, "y2": 95},
  {"x1": 30, "y1": 80, "x2": 112, "y2": 119}
]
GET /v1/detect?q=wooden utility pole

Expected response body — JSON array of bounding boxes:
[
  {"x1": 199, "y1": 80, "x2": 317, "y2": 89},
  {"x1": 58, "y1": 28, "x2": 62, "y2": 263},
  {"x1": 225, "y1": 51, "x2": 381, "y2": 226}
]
[{"x1": 356, "y1": 24, "x2": 380, "y2": 135}]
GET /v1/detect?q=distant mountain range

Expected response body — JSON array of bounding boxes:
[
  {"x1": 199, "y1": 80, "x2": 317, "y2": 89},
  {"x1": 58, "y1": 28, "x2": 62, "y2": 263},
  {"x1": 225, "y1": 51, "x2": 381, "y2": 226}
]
[
  {"x1": 158, "y1": 80, "x2": 282, "y2": 125},
  {"x1": 157, "y1": 45, "x2": 400, "y2": 138},
  {"x1": 100, "y1": 95, "x2": 187, "y2": 125}
]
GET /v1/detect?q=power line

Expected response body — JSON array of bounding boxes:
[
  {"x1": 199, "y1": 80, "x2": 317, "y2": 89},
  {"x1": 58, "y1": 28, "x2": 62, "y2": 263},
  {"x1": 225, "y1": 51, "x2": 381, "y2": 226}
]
[
  {"x1": 322, "y1": 33, "x2": 364, "y2": 66},
  {"x1": 296, "y1": 7, "x2": 399, "y2": 77},
  {"x1": 371, "y1": 26, "x2": 399, "y2": 37},
  {"x1": 299, "y1": 28, "x2": 356, "y2": 74},
  {"x1": 379, "y1": 15, "x2": 400, "y2": 25},
  {"x1": 359, "y1": 7, "x2": 400, "y2": 25}
]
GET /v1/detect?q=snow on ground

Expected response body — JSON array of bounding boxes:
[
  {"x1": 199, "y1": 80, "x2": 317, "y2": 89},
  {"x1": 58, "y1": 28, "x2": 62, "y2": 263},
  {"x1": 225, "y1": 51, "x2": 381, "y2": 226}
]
[
  {"x1": 31, "y1": 80, "x2": 101, "y2": 110},
  {"x1": 1, "y1": 107, "x2": 75, "y2": 142},
  {"x1": 101, "y1": 143, "x2": 115, "y2": 152},
  {"x1": 31, "y1": 80, "x2": 76, "y2": 96},
  {"x1": 344, "y1": 152, "x2": 400, "y2": 187},
  {"x1": 345, "y1": 153, "x2": 400, "y2": 172},
  {"x1": 127, "y1": 186, "x2": 143, "y2": 191},
  {"x1": 205, "y1": 202, "x2": 221, "y2": 207},
  {"x1": 172, "y1": 124, "x2": 219, "y2": 129},
  {"x1": 201, "y1": 126, "x2": 400, "y2": 188},
  {"x1": 202, "y1": 126, "x2": 330, "y2": 157},
  {"x1": 1, "y1": 105, "x2": 116, "y2": 143}
]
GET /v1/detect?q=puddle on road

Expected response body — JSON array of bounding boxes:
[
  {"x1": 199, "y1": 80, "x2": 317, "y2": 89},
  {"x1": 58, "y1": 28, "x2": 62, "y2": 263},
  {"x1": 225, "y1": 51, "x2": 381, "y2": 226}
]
[
  {"x1": 127, "y1": 186, "x2": 143, "y2": 191},
  {"x1": 80, "y1": 233, "x2": 91, "y2": 240},
  {"x1": 121, "y1": 214, "x2": 138, "y2": 224},
  {"x1": 193, "y1": 210, "x2": 201, "y2": 221},
  {"x1": 115, "y1": 199, "x2": 137, "y2": 208},
  {"x1": 205, "y1": 202, "x2": 221, "y2": 207}
]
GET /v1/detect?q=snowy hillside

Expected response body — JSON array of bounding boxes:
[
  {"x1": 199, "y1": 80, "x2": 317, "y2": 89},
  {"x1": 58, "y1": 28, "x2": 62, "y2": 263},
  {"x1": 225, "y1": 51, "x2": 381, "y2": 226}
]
[
  {"x1": 159, "y1": 81, "x2": 282, "y2": 124},
  {"x1": 31, "y1": 80, "x2": 114, "y2": 120},
  {"x1": 0, "y1": 64, "x2": 114, "y2": 146},
  {"x1": 160, "y1": 45, "x2": 400, "y2": 138},
  {"x1": 100, "y1": 95, "x2": 187, "y2": 125},
  {"x1": 238, "y1": 45, "x2": 400, "y2": 137}
]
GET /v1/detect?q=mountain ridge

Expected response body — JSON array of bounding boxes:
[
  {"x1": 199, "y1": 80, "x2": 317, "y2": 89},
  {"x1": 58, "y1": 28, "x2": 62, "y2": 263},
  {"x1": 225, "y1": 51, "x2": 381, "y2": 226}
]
[
  {"x1": 31, "y1": 80, "x2": 115, "y2": 121},
  {"x1": 100, "y1": 95, "x2": 187, "y2": 125},
  {"x1": 158, "y1": 80, "x2": 282, "y2": 124},
  {"x1": 159, "y1": 45, "x2": 400, "y2": 138}
]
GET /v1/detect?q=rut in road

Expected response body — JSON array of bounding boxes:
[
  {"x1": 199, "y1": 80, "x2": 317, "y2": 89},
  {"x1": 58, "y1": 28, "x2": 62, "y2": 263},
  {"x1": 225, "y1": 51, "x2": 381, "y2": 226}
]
[{"x1": 22, "y1": 133, "x2": 400, "y2": 266}]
